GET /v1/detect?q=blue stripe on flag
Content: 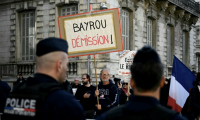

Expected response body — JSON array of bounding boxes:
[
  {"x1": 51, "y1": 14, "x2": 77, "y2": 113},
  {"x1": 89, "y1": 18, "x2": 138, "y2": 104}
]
[{"x1": 171, "y1": 56, "x2": 196, "y2": 93}]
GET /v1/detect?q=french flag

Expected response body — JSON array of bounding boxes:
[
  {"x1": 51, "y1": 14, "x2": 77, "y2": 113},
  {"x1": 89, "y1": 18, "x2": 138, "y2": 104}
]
[{"x1": 167, "y1": 56, "x2": 196, "y2": 112}]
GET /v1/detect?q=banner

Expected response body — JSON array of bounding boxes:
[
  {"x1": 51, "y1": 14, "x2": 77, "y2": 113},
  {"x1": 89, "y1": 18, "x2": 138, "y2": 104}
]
[
  {"x1": 118, "y1": 50, "x2": 136, "y2": 75},
  {"x1": 58, "y1": 8, "x2": 123, "y2": 57}
]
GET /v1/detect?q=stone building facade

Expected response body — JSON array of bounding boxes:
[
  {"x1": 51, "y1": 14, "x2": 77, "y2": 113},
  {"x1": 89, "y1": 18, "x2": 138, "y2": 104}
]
[{"x1": 0, "y1": 0, "x2": 199, "y2": 86}]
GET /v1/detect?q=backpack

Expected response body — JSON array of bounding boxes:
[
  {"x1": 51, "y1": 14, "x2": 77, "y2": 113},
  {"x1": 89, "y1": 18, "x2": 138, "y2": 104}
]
[
  {"x1": 105, "y1": 104, "x2": 178, "y2": 120},
  {"x1": 2, "y1": 80, "x2": 62, "y2": 120}
]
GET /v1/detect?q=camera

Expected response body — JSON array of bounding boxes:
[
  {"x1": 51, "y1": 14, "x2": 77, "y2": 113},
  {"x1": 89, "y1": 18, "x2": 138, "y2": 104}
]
[{"x1": 100, "y1": 3, "x2": 108, "y2": 10}]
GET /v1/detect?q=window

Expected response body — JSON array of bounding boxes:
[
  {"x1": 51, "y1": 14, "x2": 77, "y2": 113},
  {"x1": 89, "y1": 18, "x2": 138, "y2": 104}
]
[
  {"x1": 21, "y1": 11, "x2": 35, "y2": 61},
  {"x1": 183, "y1": 31, "x2": 186, "y2": 63},
  {"x1": 60, "y1": 5, "x2": 78, "y2": 60},
  {"x1": 182, "y1": 31, "x2": 189, "y2": 65},
  {"x1": 61, "y1": 5, "x2": 78, "y2": 16},
  {"x1": 167, "y1": 26, "x2": 171, "y2": 65},
  {"x1": 196, "y1": 26, "x2": 200, "y2": 45},
  {"x1": 147, "y1": 18, "x2": 152, "y2": 46},
  {"x1": 121, "y1": 9, "x2": 129, "y2": 50}
]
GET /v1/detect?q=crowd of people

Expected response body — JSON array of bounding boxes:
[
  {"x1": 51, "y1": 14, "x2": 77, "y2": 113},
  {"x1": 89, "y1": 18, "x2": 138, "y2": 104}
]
[{"x1": 0, "y1": 37, "x2": 199, "y2": 120}]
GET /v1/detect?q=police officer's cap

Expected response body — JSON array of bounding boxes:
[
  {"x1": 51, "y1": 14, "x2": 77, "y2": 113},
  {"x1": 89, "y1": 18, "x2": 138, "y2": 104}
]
[
  {"x1": 36, "y1": 37, "x2": 68, "y2": 57},
  {"x1": 133, "y1": 45, "x2": 161, "y2": 63}
]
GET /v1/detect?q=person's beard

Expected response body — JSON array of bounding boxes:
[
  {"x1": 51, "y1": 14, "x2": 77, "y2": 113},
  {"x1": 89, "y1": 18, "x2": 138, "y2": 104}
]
[
  {"x1": 102, "y1": 79, "x2": 109, "y2": 82},
  {"x1": 82, "y1": 80, "x2": 89, "y2": 85}
]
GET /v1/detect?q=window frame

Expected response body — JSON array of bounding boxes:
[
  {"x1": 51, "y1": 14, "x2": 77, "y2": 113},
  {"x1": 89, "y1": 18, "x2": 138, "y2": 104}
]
[
  {"x1": 147, "y1": 18, "x2": 153, "y2": 47},
  {"x1": 21, "y1": 11, "x2": 35, "y2": 61},
  {"x1": 60, "y1": 5, "x2": 78, "y2": 16},
  {"x1": 121, "y1": 9, "x2": 129, "y2": 50}
]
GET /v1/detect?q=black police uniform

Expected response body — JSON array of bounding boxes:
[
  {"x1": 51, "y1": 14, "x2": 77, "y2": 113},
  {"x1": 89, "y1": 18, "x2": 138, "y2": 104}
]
[
  {"x1": 26, "y1": 73, "x2": 85, "y2": 120},
  {"x1": 0, "y1": 81, "x2": 11, "y2": 113},
  {"x1": 97, "y1": 95, "x2": 187, "y2": 120}
]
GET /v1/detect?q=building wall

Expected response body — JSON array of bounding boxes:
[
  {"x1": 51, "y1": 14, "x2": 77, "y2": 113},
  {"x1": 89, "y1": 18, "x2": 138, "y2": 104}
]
[
  {"x1": 0, "y1": 0, "x2": 199, "y2": 83},
  {"x1": 0, "y1": 4, "x2": 13, "y2": 63}
]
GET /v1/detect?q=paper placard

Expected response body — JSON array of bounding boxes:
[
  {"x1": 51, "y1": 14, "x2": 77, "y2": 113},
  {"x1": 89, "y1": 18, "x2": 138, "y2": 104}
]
[{"x1": 58, "y1": 8, "x2": 123, "y2": 57}]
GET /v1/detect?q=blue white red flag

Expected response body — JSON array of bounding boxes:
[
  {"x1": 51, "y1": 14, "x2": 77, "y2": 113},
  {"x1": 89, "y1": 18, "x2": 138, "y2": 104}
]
[{"x1": 167, "y1": 56, "x2": 196, "y2": 112}]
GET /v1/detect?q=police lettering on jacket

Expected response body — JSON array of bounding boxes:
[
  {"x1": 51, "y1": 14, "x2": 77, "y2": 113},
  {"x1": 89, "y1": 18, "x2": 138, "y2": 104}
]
[{"x1": 4, "y1": 98, "x2": 36, "y2": 116}]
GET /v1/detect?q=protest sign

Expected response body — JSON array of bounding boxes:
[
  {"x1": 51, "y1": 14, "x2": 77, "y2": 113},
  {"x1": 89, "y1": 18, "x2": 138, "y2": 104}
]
[
  {"x1": 58, "y1": 8, "x2": 123, "y2": 57},
  {"x1": 118, "y1": 50, "x2": 136, "y2": 75}
]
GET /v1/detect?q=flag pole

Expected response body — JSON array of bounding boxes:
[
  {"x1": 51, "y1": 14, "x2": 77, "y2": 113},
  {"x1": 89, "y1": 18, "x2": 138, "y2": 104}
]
[
  {"x1": 94, "y1": 54, "x2": 99, "y2": 105},
  {"x1": 126, "y1": 82, "x2": 130, "y2": 101}
]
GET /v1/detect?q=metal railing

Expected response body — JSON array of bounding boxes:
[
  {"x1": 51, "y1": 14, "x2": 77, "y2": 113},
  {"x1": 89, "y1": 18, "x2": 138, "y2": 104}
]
[
  {"x1": 67, "y1": 62, "x2": 77, "y2": 75},
  {"x1": 158, "y1": 0, "x2": 200, "y2": 17},
  {"x1": 0, "y1": 64, "x2": 35, "y2": 76},
  {"x1": 0, "y1": 62, "x2": 78, "y2": 76}
]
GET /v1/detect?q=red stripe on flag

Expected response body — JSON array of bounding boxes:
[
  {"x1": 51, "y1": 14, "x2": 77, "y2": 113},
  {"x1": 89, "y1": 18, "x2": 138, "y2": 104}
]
[
  {"x1": 24, "y1": 108, "x2": 36, "y2": 112},
  {"x1": 167, "y1": 96, "x2": 182, "y2": 113}
]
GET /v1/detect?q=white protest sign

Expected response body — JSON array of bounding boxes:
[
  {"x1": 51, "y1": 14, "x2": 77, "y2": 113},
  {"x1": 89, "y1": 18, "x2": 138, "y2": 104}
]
[
  {"x1": 58, "y1": 8, "x2": 123, "y2": 57},
  {"x1": 118, "y1": 50, "x2": 136, "y2": 75},
  {"x1": 65, "y1": 13, "x2": 116, "y2": 53}
]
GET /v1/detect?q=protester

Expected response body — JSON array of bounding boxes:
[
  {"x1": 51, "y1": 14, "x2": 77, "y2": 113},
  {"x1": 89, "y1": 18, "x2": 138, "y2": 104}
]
[
  {"x1": 90, "y1": 77, "x2": 96, "y2": 86},
  {"x1": 113, "y1": 77, "x2": 121, "y2": 89},
  {"x1": 0, "y1": 77, "x2": 11, "y2": 113},
  {"x1": 62, "y1": 74, "x2": 73, "y2": 94},
  {"x1": 97, "y1": 45, "x2": 186, "y2": 120},
  {"x1": 95, "y1": 68, "x2": 119, "y2": 117},
  {"x1": 189, "y1": 72, "x2": 200, "y2": 119},
  {"x1": 75, "y1": 74, "x2": 95, "y2": 119},
  {"x1": 118, "y1": 80, "x2": 133, "y2": 105},
  {"x1": 71, "y1": 77, "x2": 81, "y2": 88},
  {"x1": 160, "y1": 78, "x2": 170, "y2": 108},
  {"x1": 3, "y1": 37, "x2": 85, "y2": 120}
]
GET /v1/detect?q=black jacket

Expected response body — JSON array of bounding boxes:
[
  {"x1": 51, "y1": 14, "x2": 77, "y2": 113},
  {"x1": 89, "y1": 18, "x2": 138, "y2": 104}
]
[
  {"x1": 97, "y1": 95, "x2": 187, "y2": 120},
  {"x1": 95, "y1": 80, "x2": 119, "y2": 115},
  {"x1": 16, "y1": 73, "x2": 85, "y2": 120},
  {"x1": 75, "y1": 85, "x2": 95, "y2": 111},
  {"x1": 118, "y1": 88, "x2": 133, "y2": 105},
  {"x1": 0, "y1": 81, "x2": 11, "y2": 113},
  {"x1": 71, "y1": 83, "x2": 81, "y2": 88},
  {"x1": 14, "y1": 77, "x2": 26, "y2": 87},
  {"x1": 190, "y1": 85, "x2": 200, "y2": 117},
  {"x1": 62, "y1": 80, "x2": 73, "y2": 94}
]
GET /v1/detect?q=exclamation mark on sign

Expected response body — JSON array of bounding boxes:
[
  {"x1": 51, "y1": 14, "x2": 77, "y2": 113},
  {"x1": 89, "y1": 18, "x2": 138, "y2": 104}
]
[{"x1": 111, "y1": 35, "x2": 113, "y2": 44}]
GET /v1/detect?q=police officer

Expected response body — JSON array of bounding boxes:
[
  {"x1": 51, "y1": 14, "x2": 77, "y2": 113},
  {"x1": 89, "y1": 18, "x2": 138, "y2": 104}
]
[
  {"x1": 0, "y1": 77, "x2": 11, "y2": 113},
  {"x1": 97, "y1": 46, "x2": 187, "y2": 120},
  {"x1": 4, "y1": 38, "x2": 85, "y2": 120}
]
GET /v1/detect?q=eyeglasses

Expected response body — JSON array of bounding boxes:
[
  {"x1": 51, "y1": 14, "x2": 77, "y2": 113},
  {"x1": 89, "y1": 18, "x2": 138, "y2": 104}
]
[
  {"x1": 101, "y1": 74, "x2": 109, "y2": 76},
  {"x1": 123, "y1": 83, "x2": 128, "y2": 85}
]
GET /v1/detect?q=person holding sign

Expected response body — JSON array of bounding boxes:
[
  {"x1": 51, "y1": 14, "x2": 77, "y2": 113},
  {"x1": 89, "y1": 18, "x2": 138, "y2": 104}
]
[
  {"x1": 94, "y1": 68, "x2": 119, "y2": 117},
  {"x1": 118, "y1": 80, "x2": 133, "y2": 105},
  {"x1": 96, "y1": 46, "x2": 186, "y2": 120}
]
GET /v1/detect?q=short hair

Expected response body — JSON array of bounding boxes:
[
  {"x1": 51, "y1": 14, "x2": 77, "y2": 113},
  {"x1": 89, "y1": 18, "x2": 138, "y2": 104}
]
[
  {"x1": 130, "y1": 62, "x2": 164, "y2": 92},
  {"x1": 74, "y1": 77, "x2": 80, "y2": 81},
  {"x1": 100, "y1": 68, "x2": 110, "y2": 75},
  {"x1": 82, "y1": 74, "x2": 91, "y2": 83}
]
